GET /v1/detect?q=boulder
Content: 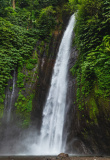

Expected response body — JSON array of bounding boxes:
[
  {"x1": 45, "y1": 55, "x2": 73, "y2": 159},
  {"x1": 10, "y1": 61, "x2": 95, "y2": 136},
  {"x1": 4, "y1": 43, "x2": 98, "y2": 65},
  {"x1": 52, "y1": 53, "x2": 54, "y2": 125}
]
[{"x1": 58, "y1": 153, "x2": 69, "y2": 158}]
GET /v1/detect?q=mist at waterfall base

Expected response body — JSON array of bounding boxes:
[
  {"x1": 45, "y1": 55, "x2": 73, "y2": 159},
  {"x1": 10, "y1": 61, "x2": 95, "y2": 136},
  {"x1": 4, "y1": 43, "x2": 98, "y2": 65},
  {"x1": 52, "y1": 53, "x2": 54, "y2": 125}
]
[{"x1": 0, "y1": 14, "x2": 76, "y2": 155}]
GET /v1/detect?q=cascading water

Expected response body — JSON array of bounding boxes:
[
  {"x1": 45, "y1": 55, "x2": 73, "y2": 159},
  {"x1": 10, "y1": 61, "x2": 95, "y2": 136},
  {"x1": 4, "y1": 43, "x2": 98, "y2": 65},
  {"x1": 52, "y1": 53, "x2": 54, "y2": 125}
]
[
  {"x1": 30, "y1": 14, "x2": 75, "y2": 155},
  {"x1": 7, "y1": 70, "x2": 16, "y2": 122},
  {"x1": 39, "y1": 14, "x2": 75, "y2": 155},
  {"x1": 4, "y1": 70, "x2": 16, "y2": 123}
]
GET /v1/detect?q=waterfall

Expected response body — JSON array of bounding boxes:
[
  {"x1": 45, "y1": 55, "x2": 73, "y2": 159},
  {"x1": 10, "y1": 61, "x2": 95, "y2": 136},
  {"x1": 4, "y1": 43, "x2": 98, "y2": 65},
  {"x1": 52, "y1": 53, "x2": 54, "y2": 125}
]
[
  {"x1": 30, "y1": 14, "x2": 75, "y2": 155},
  {"x1": 7, "y1": 70, "x2": 16, "y2": 122},
  {"x1": 4, "y1": 70, "x2": 16, "y2": 123}
]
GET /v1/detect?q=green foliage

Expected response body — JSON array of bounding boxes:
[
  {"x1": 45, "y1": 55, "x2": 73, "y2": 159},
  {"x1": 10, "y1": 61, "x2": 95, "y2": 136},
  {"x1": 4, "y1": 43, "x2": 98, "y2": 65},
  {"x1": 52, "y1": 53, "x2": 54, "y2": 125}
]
[
  {"x1": 16, "y1": 0, "x2": 40, "y2": 10},
  {"x1": 15, "y1": 91, "x2": 34, "y2": 128},
  {"x1": 0, "y1": 103, "x2": 4, "y2": 119},
  {"x1": 0, "y1": 0, "x2": 11, "y2": 16},
  {"x1": 87, "y1": 96, "x2": 98, "y2": 123},
  {"x1": 71, "y1": 0, "x2": 110, "y2": 112},
  {"x1": 37, "y1": 0, "x2": 67, "y2": 8},
  {"x1": 6, "y1": 7, "x2": 31, "y2": 27},
  {"x1": 69, "y1": 0, "x2": 80, "y2": 11},
  {"x1": 0, "y1": 3, "x2": 59, "y2": 98},
  {"x1": 38, "y1": 6, "x2": 56, "y2": 39},
  {"x1": 29, "y1": 58, "x2": 38, "y2": 64},
  {"x1": 17, "y1": 71, "x2": 25, "y2": 88},
  {"x1": 0, "y1": 94, "x2": 5, "y2": 120},
  {"x1": 0, "y1": 0, "x2": 71, "y2": 127},
  {"x1": 0, "y1": 0, "x2": 68, "y2": 98},
  {"x1": 0, "y1": 17, "x2": 38, "y2": 94},
  {"x1": 14, "y1": 50, "x2": 38, "y2": 128},
  {"x1": 26, "y1": 63, "x2": 35, "y2": 70},
  {"x1": 25, "y1": 53, "x2": 38, "y2": 70}
]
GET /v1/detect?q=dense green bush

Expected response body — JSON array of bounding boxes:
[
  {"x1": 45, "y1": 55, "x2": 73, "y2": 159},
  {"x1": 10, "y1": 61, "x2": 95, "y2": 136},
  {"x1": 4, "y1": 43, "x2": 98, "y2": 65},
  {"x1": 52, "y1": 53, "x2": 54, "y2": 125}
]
[
  {"x1": 38, "y1": 6, "x2": 56, "y2": 39},
  {"x1": 0, "y1": 0, "x2": 11, "y2": 16}
]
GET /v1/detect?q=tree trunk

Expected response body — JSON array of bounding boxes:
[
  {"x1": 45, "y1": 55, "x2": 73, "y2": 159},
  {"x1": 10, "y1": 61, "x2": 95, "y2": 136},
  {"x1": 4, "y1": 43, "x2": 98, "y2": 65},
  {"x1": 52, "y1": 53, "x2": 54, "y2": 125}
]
[{"x1": 12, "y1": 0, "x2": 15, "y2": 9}]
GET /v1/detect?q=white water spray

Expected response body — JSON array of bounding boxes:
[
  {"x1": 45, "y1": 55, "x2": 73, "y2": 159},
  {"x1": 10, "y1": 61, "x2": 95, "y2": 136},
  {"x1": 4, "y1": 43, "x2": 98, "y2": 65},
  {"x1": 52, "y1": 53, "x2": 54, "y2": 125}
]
[{"x1": 30, "y1": 14, "x2": 75, "y2": 155}]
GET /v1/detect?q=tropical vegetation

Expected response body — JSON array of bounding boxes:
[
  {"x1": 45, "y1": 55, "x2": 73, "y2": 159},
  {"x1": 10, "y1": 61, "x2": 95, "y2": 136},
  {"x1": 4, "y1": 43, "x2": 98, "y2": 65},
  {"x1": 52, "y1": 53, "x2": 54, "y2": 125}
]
[{"x1": 70, "y1": 0, "x2": 110, "y2": 113}]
